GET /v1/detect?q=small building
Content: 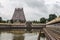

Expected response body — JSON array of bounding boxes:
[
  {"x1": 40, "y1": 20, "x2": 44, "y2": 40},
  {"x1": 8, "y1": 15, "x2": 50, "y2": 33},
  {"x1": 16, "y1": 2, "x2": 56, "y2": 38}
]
[
  {"x1": 46, "y1": 17, "x2": 60, "y2": 27},
  {"x1": 46, "y1": 17, "x2": 60, "y2": 24}
]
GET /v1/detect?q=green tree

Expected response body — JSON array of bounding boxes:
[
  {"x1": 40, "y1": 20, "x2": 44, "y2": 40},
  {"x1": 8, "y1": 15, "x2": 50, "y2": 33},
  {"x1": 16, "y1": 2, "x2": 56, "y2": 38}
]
[
  {"x1": 40, "y1": 17, "x2": 46, "y2": 23},
  {"x1": 0, "y1": 17, "x2": 2, "y2": 22},
  {"x1": 48, "y1": 14, "x2": 57, "y2": 21},
  {"x1": 7, "y1": 20, "x2": 9, "y2": 23},
  {"x1": 32, "y1": 20, "x2": 40, "y2": 23},
  {"x1": 32, "y1": 20, "x2": 37, "y2": 23},
  {"x1": 59, "y1": 16, "x2": 60, "y2": 17},
  {"x1": 2, "y1": 20, "x2": 6, "y2": 23},
  {"x1": 10, "y1": 20, "x2": 13, "y2": 23}
]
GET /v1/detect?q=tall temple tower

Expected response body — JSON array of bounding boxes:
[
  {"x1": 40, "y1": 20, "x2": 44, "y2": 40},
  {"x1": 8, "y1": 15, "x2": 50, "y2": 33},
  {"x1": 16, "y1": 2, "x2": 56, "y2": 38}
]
[{"x1": 12, "y1": 8, "x2": 26, "y2": 23}]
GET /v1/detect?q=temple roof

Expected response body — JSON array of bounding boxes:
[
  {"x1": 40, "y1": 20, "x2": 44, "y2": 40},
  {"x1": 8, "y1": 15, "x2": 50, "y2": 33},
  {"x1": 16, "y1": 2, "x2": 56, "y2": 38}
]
[{"x1": 12, "y1": 8, "x2": 26, "y2": 22}]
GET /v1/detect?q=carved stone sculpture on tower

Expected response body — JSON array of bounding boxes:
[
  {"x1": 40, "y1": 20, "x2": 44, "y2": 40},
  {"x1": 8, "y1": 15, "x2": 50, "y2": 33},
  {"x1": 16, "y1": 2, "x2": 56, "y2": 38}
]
[{"x1": 12, "y1": 8, "x2": 26, "y2": 23}]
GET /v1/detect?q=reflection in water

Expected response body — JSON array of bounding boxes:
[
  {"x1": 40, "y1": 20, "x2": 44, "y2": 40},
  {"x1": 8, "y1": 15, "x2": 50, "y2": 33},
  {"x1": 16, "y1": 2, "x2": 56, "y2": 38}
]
[
  {"x1": 24, "y1": 33, "x2": 46, "y2": 40},
  {"x1": 0, "y1": 32, "x2": 14, "y2": 40},
  {"x1": 40, "y1": 37, "x2": 46, "y2": 40},
  {"x1": 24, "y1": 33, "x2": 39, "y2": 40},
  {"x1": 0, "y1": 32, "x2": 46, "y2": 40}
]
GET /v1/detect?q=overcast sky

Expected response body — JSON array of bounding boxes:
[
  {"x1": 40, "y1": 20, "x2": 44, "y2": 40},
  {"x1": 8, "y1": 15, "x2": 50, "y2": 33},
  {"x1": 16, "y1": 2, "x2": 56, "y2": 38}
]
[{"x1": 0, "y1": 0, "x2": 60, "y2": 21}]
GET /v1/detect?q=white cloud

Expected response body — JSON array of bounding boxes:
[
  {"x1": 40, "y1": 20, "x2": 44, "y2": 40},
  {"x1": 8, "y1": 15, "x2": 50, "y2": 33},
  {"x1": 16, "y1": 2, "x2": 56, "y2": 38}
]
[{"x1": 0, "y1": 0, "x2": 60, "y2": 21}]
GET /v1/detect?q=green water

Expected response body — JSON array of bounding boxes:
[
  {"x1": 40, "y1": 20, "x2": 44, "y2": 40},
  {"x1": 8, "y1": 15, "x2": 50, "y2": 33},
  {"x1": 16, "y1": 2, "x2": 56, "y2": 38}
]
[{"x1": 0, "y1": 32, "x2": 46, "y2": 40}]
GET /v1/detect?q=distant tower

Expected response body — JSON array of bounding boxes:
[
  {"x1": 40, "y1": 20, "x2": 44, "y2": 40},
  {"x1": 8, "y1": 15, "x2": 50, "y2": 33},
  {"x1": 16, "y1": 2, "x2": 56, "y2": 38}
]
[{"x1": 12, "y1": 8, "x2": 26, "y2": 23}]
